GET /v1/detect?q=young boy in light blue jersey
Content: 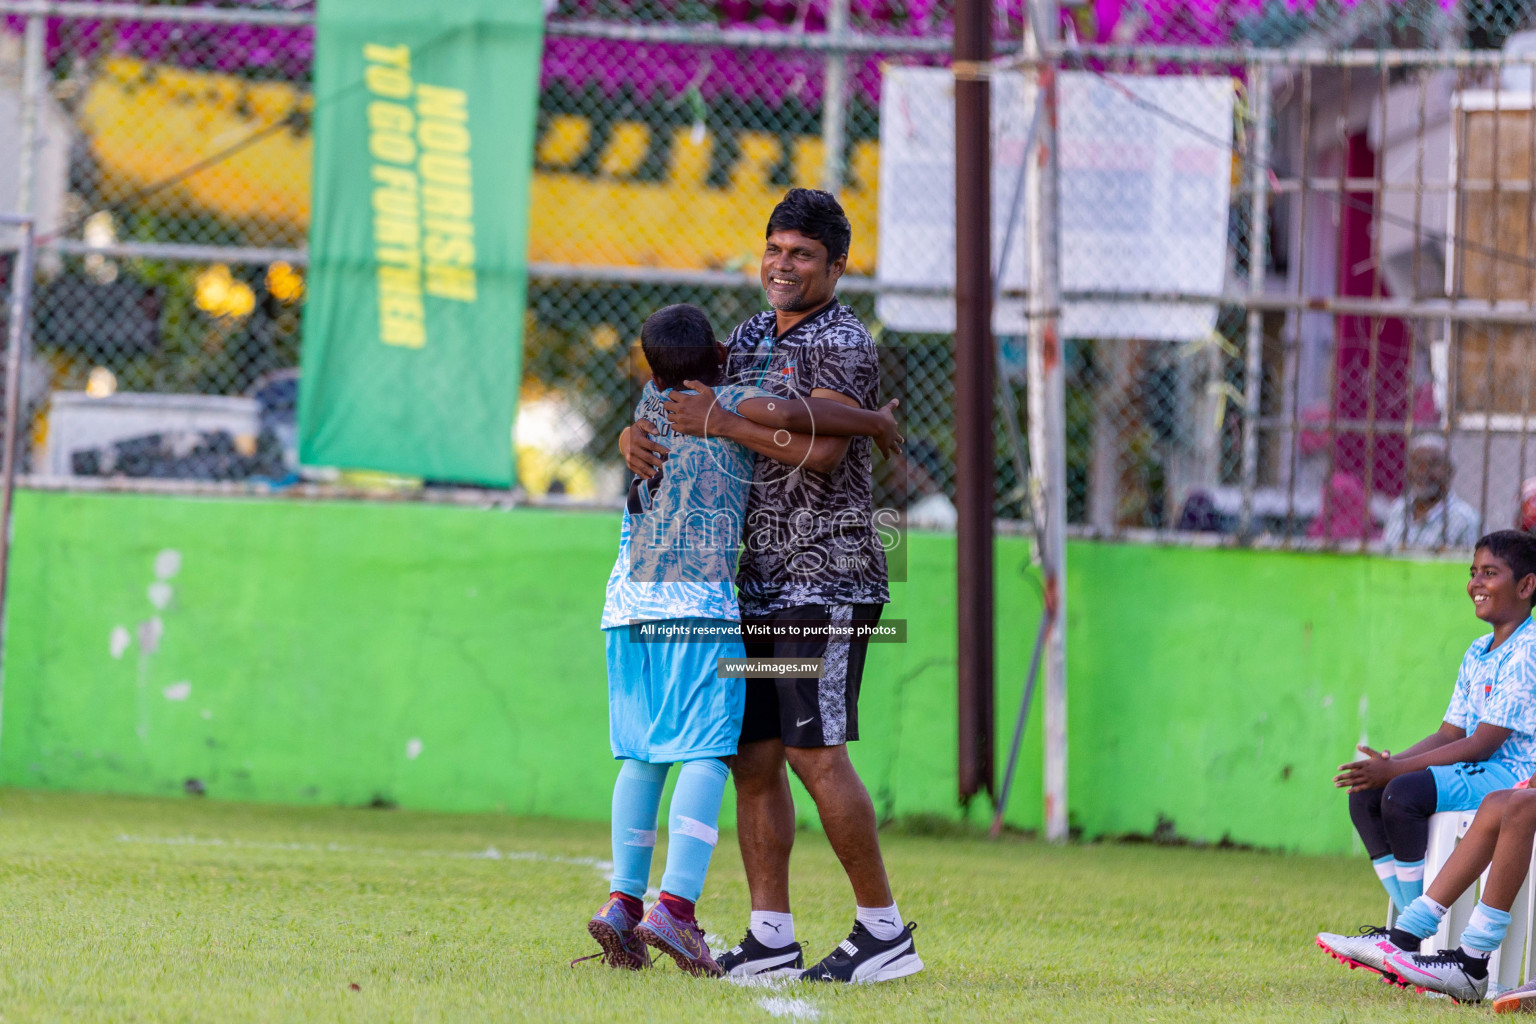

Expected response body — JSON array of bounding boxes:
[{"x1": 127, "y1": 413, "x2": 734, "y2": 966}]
[
  {"x1": 1318, "y1": 529, "x2": 1536, "y2": 1003},
  {"x1": 583, "y1": 304, "x2": 899, "y2": 976},
  {"x1": 1332, "y1": 529, "x2": 1536, "y2": 914}
]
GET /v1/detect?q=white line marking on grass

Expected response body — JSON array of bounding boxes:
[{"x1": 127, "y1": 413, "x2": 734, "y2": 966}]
[
  {"x1": 757, "y1": 996, "x2": 820, "y2": 1020},
  {"x1": 115, "y1": 834, "x2": 612, "y2": 876},
  {"x1": 726, "y1": 974, "x2": 794, "y2": 990}
]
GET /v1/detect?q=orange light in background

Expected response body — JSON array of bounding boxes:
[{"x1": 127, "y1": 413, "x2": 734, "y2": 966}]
[
  {"x1": 266, "y1": 261, "x2": 304, "y2": 304},
  {"x1": 195, "y1": 264, "x2": 256, "y2": 319}
]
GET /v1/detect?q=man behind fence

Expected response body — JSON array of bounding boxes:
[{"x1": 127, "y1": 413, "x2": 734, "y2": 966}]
[{"x1": 1380, "y1": 435, "x2": 1481, "y2": 549}]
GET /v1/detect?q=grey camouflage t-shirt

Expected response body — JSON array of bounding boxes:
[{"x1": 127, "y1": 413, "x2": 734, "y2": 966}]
[{"x1": 723, "y1": 298, "x2": 890, "y2": 614}]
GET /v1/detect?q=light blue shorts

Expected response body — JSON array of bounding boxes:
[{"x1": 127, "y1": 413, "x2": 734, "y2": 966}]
[
  {"x1": 1431, "y1": 761, "x2": 1519, "y2": 812},
  {"x1": 605, "y1": 618, "x2": 746, "y2": 763}
]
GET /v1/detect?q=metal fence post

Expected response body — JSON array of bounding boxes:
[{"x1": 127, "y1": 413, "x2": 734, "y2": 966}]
[
  {"x1": 0, "y1": 13, "x2": 45, "y2": 753},
  {"x1": 954, "y1": 0, "x2": 995, "y2": 804},
  {"x1": 820, "y1": 0, "x2": 849, "y2": 193},
  {"x1": 1239, "y1": 62, "x2": 1271, "y2": 535},
  {"x1": 0, "y1": 216, "x2": 36, "y2": 749},
  {"x1": 1028, "y1": 0, "x2": 1067, "y2": 843},
  {"x1": 15, "y1": 14, "x2": 42, "y2": 220}
]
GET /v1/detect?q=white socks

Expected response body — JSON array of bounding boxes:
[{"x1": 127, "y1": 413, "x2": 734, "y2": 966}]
[
  {"x1": 856, "y1": 903, "x2": 904, "y2": 942},
  {"x1": 750, "y1": 904, "x2": 905, "y2": 947},
  {"x1": 750, "y1": 910, "x2": 796, "y2": 949}
]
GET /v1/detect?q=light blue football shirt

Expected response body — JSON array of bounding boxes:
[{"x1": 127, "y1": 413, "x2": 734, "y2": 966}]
[
  {"x1": 1445, "y1": 615, "x2": 1536, "y2": 781},
  {"x1": 601, "y1": 381, "x2": 768, "y2": 628}
]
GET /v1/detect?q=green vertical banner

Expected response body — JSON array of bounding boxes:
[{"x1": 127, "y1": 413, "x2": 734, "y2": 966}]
[{"x1": 300, "y1": 0, "x2": 543, "y2": 485}]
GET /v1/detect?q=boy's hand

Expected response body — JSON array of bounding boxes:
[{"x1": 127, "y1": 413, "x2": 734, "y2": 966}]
[
  {"x1": 664, "y1": 382, "x2": 720, "y2": 438},
  {"x1": 873, "y1": 399, "x2": 903, "y2": 459},
  {"x1": 621, "y1": 419, "x2": 668, "y2": 480},
  {"x1": 1334, "y1": 744, "x2": 1395, "y2": 792}
]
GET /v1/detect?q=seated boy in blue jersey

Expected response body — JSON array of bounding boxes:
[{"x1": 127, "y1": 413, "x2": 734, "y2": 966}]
[
  {"x1": 1329, "y1": 529, "x2": 1536, "y2": 918},
  {"x1": 1317, "y1": 530, "x2": 1536, "y2": 1003},
  {"x1": 584, "y1": 303, "x2": 899, "y2": 976}
]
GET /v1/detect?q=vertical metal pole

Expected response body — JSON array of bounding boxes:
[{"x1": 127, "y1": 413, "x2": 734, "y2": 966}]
[
  {"x1": 15, "y1": 15, "x2": 43, "y2": 219},
  {"x1": 954, "y1": 0, "x2": 994, "y2": 803},
  {"x1": 820, "y1": 0, "x2": 850, "y2": 193},
  {"x1": 1239, "y1": 63, "x2": 1271, "y2": 535},
  {"x1": 0, "y1": 15, "x2": 45, "y2": 753},
  {"x1": 1026, "y1": 0, "x2": 1067, "y2": 843},
  {"x1": 0, "y1": 219, "x2": 35, "y2": 748}
]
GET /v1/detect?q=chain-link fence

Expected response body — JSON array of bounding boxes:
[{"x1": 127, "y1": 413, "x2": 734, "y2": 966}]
[
  {"x1": 4, "y1": 0, "x2": 1536, "y2": 552},
  {"x1": 1042, "y1": 0, "x2": 1536, "y2": 552},
  {"x1": 0, "y1": 2, "x2": 311, "y2": 485}
]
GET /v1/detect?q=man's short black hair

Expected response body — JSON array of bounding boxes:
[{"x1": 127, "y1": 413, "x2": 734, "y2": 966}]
[
  {"x1": 640, "y1": 304, "x2": 721, "y2": 390},
  {"x1": 1477, "y1": 529, "x2": 1536, "y2": 584},
  {"x1": 766, "y1": 188, "x2": 851, "y2": 264}
]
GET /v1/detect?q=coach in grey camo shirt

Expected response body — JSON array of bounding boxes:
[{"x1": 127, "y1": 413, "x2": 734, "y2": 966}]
[{"x1": 722, "y1": 299, "x2": 890, "y2": 614}]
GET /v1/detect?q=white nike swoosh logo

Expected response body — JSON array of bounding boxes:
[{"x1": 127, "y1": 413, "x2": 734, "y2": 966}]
[{"x1": 796, "y1": 717, "x2": 815, "y2": 728}]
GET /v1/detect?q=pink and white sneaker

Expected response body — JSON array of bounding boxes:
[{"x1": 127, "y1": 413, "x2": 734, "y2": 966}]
[
  {"x1": 1383, "y1": 948, "x2": 1489, "y2": 1004},
  {"x1": 1316, "y1": 926, "x2": 1411, "y2": 984}
]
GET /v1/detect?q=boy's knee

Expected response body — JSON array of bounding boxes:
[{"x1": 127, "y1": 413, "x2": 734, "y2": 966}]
[
  {"x1": 1382, "y1": 771, "x2": 1438, "y2": 821},
  {"x1": 1479, "y1": 788, "x2": 1515, "y2": 818},
  {"x1": 1503, "y1": 789, "x2": 1536, "y2": 827},
  {"x1": 1348, "y1": 787, "x2": 1383, "y2": 815}
]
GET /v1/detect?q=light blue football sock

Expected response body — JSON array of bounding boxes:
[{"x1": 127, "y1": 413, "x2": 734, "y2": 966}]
[
  {"x1": 1461, "y1": 902, "x2": 1513, "y2": 955},
  {"x1": 610, "y1": 759, "x2": 669, "y2": 900},
  {"x1": 1373, "y1": 855, "x2": 1406, "y2": 910},
  {"x1": 1395, "y1": 859, "x2": 1426, "y2": 908},
  {"x1": 658, "y1": 757, "x2": 731, "y2": 903},
  {"x1": 1396, "y1": 895, "x2": 1448, "y2": 940}
]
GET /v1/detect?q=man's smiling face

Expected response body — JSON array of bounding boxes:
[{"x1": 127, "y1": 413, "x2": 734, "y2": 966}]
[{"x1": 760, "y1": 228, "x2": 844, "y2": 314}]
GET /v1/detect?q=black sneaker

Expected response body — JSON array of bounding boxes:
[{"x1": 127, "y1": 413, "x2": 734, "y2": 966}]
[
  {"x1": 715, "y1": 930, "x2": 805, "y2": 978},
  {"x1": 800, "y1": 921, "x2": 923, "y2": 984}
]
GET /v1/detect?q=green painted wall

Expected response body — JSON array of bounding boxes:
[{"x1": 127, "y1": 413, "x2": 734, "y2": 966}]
[{"x1": 0, "y1": 490, "x2": 1483, "y2": 854}]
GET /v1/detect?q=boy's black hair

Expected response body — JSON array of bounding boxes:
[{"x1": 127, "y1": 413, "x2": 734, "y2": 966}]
[
  {"x1": 640, "y1": 303, "x2": 721, "y2": 390},
  {"x1": 766, "y1": 188, "x2": 851, "y2": 265},
  {"x1": 1476, "y1": 529, "x2": 1536, "y2": 590}
]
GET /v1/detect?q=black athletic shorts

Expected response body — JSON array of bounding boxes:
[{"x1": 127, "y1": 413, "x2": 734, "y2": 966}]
[{"x1": 738, "y1": 603, "x2": 883, "y2": 749}]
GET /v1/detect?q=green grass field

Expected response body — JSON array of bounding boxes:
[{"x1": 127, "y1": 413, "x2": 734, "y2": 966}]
[{"x1": 0, "y1": 788, "x2": 1473, "y2": 1023}]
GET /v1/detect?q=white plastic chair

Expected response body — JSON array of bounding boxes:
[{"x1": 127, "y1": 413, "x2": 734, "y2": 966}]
[{"x1": 1385, "y1": 810, "x2": 1536, "y2": 994}]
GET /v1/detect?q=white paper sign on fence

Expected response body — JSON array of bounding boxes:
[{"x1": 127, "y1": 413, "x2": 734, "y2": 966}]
[
  {"x1": 1057, "y1": 72, "x2": 1233, "y2": 341},
  {"x1": 875, "y1": 67, "x2": 1033, "y2": 336},
  {"x1": 875, "y1": 69, "x2": 1234, "y2": 342}
]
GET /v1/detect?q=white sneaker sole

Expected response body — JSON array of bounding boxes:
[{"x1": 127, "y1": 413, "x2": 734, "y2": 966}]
[
  {"x1": 726, "y1": 965, "x2": 806, "y2": 982},
  {"x1": 856, "y1": 953, "x2": 924, "y2": 984},
  {"x1": 724, "y1": 970, "x2": 811, "y2": 982}
]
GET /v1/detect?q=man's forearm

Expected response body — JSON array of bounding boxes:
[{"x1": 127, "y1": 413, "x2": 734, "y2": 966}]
[
  {"x1": 760, "y1": 398, "x2": 881, "y2": 439},
  {"x1": 716, "y1": 411, "x2": 850, "y2": 472}
]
